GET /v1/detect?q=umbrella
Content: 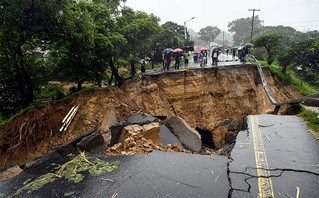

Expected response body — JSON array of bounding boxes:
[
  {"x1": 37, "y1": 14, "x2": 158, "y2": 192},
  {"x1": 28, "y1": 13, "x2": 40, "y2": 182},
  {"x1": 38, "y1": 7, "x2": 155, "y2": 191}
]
[
  {"x1": 162, "y1": 48, "x2": 173, "y2": 53},
  {"x1": 139, "y1": 59, "x2": 148, "y2": 64},
  {"x1": 199, "y1": 47, "x2": 208, "y2": 51},
  {"x1": 173, "y1": 48, "x2": 183, "y2": 52},
  {"x1": 244, "y1": 43, "x2": 254, "y2": 48}
]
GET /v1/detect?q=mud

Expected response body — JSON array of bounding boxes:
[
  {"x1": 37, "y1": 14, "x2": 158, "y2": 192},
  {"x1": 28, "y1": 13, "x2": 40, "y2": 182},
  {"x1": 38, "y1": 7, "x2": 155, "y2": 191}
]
[{"x1": 0, "y1": 64, "x2": 303, "y2": 169}]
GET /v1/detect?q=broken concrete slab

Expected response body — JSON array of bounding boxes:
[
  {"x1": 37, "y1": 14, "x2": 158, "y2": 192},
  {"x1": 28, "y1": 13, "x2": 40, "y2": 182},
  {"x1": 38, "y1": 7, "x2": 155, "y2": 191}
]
[
  {"x1": 126, "y1": 111, "x2": 156, "y2": 124},
  {"x1": 76, "y1": 130, "x2": 105, "y2": 152},
  {"x1": 142, "y1": 123, "x2": 161, "y2": 145},
  {"x1": 160, "y1": 125, "x2": 184, "y2": 149},
  {"x1": 165, "y1": 116, "x2": 202, "y2": 152},
  {"x1": 0, "y1": 164, "x2": 24, "y2": 182},
  {"x1": 109, "y1": 121, "x2": 153, "y2": 146},
  {"x1": 98, "y1": 108, "x2": 120, "y2": 132}
]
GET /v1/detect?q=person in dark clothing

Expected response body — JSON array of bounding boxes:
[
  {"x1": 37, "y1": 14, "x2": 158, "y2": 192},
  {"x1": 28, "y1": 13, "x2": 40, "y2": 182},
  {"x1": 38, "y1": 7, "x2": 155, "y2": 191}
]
[
  {"x1": 175, "y1": 52, "x2": 181, "y2": 70},
  {"x1": 211, "y1": 49, "x2": 219, "y2": 66},
  {"x1": 141, "y1": 61, "x2": 146, "y2": 73},
  {"x1": 232, "y1": 48, "x2": 236, "y2": 60},
  {"x1": 166, "y1": 53, "x2": 171, "y2": 71},
  {"x1": 131, "y1": 61, "x2": 136, "y2": 76},
  {"x1": 240, "y1": 48, "x2": 246, "y2": 62}
]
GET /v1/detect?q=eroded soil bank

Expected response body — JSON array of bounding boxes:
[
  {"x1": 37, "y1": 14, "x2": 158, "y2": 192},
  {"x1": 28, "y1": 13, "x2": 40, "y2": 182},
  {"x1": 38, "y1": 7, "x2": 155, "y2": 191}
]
[{"x1": 0, "y1": 64, "x2": 302, "y2": 169}]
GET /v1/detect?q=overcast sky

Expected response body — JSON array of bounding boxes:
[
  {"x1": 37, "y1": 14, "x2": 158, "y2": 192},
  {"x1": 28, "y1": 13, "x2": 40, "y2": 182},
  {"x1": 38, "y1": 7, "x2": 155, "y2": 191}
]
[{"x1": 124, "y1": 0, "x2": 319, "y2": 33}]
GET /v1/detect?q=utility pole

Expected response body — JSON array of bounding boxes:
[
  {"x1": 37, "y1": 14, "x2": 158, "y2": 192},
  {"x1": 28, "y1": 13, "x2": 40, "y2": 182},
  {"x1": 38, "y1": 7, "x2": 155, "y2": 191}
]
[
  {"x1": 248, "y1": 9, "x2": 260, "y2": 39},
  {"x1": 184, "y1": 17, "x2": 195, "y2": 39}
]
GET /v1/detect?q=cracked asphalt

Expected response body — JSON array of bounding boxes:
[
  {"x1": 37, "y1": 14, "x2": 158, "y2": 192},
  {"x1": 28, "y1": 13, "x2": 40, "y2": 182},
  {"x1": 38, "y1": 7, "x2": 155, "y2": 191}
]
[
  {"x1": 230, "y1": 114, "x2": 319, "y2": 198},
  {"x1": 1, "y1": 114, "x2": 318, "y2": 198}
]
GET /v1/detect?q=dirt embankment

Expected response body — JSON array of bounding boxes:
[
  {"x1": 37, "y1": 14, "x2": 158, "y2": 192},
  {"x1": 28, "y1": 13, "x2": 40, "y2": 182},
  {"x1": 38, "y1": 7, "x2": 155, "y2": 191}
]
[{"x1": 0, "y1": 64, "x2": 302, "y2": 169}]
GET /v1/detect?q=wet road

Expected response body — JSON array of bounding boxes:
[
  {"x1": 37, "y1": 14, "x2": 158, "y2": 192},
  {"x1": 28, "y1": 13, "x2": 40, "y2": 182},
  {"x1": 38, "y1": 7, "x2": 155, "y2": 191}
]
[
  {"x1": 1, "y1": 114, "x2": 318, "y2": 198},
  {"x1": 230, "y1": 114, "x2": 319, "y2": 198},
  {"x1": 145, "y1": 54, "x2": 243, "y2": 75}
]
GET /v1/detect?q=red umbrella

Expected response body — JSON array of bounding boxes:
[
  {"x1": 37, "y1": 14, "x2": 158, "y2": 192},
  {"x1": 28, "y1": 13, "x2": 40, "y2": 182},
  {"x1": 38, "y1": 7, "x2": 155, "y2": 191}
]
[
  {"x1": 173, "y1": 48, "x2": 183, "y2": 52},
  {"x1": 200, "y1": 47, "x2": 208, "y2": 51}
]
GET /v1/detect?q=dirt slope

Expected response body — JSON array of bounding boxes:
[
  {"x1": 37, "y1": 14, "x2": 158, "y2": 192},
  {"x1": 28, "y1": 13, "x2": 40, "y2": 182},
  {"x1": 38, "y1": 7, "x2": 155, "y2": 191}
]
[{"x1": 0, "y1": 64, "x2": 302, "y2": 169}]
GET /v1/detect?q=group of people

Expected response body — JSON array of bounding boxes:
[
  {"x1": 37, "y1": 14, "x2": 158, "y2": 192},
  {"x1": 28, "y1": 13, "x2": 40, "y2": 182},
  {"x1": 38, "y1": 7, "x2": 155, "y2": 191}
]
[
  {"x1": 163, "y1": 52, "x2": 189, "y2": 71},
  {"x1": 131, "y1": 45, "x2": 250, "y2": 76}
]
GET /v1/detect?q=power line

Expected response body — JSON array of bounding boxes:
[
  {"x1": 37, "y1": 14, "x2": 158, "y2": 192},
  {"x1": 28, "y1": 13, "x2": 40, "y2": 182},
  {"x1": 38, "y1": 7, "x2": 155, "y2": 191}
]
[
  {"x1": 265, "y1": 0, "x2": 319, "y2": 10},
  {"x1": 265, "y1": 19, "x2": 319, "y2": 25},
  {"x1": 262, "y1": 0, "x2": 300, "y2": 9}
]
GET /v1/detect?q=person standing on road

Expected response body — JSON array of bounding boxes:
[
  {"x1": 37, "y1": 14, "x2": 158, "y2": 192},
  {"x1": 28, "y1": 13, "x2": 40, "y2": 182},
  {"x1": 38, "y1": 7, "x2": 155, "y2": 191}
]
[
  {"x1": 131, "y1": 60, "x2": 136, "y2": 76},
  {"x1": 141, "y1": 61, "x2": 146, "y2": 73},
  {"x1": 175, "y1": 52, "x2": 181, "y2": 70},
  {"x1": 211, "y1": 49, "x2": 219, "y2": 66},
  {"x1": 166, "y1": 53, "x2": 171, "y2": 71},
  {"x1": 232, "y1": 48, "x2": 236, "y2": 61},
  {"x1": 183, "y1": 52, "x2": 189, "y2": 66}
]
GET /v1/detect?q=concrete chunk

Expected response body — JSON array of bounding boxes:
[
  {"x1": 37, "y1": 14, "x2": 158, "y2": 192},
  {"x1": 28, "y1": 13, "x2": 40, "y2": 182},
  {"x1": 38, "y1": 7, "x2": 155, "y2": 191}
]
[{"x1": 165, "y1": 116, "x2": 202, "y2": 152}]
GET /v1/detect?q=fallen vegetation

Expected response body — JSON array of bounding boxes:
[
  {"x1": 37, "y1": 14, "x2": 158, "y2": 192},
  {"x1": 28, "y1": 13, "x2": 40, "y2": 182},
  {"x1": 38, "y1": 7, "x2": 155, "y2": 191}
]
[{"x1": 9, "y1": 151, "x2": 120, "y2": 198}]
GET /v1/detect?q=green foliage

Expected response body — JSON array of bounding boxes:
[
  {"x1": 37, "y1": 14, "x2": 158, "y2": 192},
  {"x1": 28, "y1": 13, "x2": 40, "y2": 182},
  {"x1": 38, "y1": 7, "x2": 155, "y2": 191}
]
[
  {"x1": 34, "y1": 84, "x2": 64, "y2": 99},
  {"x1": 0, "y1": 193, "x2": 5, "y2": 197},
  {"x1": 11, "y1": 152, "x2": 120, "y2": 197},
  {"x1": 228, "y1": 16, "x2": 263, "y2": 45},
  {"x1": 299, "y1": 109, "x2": 319, "y2": 136},
  {"x1": 69, "y1": 86, "x2": 77, "y2": 94},
  {"x1": 259, "y1": 60, "x2": 319, "y2": 95},
  {"x1": 277, "y1": 37, "x2": 319, "y2": 87},
  {"x1": 252, "y1": 33, "x2": 286, "y2": 65},
  {"x1": 161, "y1": 21, "x2": 185, "y2": 38},
  {"x1": 64, "y1": 191, "x2": 75, "y2": 197},
  {"x1": 0, "y1": 0, "x2": 69, "y2": 117},
  {"x1": 262, "y1": 25, "x2": 297, "y2": 38},
  {"x1": 198, "y1": 26, "x2": 221, "y2": 46},
  {"x1": 150, "y1": 29, "x2": 182, "y2": 62}
]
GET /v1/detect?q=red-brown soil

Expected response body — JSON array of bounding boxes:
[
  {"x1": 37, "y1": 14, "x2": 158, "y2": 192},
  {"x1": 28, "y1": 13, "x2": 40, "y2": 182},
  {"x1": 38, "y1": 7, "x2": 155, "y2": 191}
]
[{"x1": 0, "y1": 65, "x2": 303, "y2": 169}]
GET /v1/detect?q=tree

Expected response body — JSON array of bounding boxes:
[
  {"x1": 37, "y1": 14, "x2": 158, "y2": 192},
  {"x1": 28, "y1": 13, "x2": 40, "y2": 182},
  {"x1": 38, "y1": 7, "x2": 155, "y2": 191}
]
[
  {"x1": 0, "y1": 0, "x2": 68, "y2": 116},
  {"x1": 198, "y1": 26, "x2": 221, "y2": 47},
  {"x1": 161, "y1": 21, "x2": 185, "y2": 38},
  {"x1": 252, "y1": 33, "x2": 286, "y2": 65},
  {"x1": 278, "y1": 38, "x2": 319, "y2": 86},
  {"x1": 49, "y1": 0, "x2": 95, "y2": 90},
  {"x1": 150, "y1": 29, "x2": 182, "y2": 62},
  {"x1": 228, "y1": 16, "x2": 263, "y2": 45}
]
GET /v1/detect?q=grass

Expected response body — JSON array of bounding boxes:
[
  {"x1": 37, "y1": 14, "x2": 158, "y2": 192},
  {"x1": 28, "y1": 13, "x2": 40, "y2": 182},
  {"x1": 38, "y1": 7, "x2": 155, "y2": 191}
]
[
  {"x1": 257, "y1": 60, "x2": 319, "y2": 95},
  {"x1": 299, "y1": 108, "x2": 319, "y2": 137}
]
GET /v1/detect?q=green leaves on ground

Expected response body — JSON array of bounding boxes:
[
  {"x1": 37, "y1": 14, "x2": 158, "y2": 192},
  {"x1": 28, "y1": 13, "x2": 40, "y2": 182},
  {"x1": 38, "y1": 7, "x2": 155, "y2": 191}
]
[{"x1": 10, "y1": 152, "x2": 120, "y2": 197}]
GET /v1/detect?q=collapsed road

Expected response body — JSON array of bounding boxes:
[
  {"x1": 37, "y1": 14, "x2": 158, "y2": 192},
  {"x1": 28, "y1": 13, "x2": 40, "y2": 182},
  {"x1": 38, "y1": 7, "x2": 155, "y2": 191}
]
[
  {"x1": 0, "y1": 59, "x2": 319, "y2": 197},
  {"x1": 0, "y1": 114, "x2": 318, "y2": 198}
]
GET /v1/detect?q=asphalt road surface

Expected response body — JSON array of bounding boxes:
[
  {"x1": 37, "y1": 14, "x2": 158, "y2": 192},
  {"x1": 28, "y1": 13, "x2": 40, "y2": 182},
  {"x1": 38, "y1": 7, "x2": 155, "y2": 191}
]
[
  {"x1": 1, "y1": 114, "x2": 318, "y2": 198},
  {"x1": 230, "y1": 114, "x2": 319, "y2": 198}
]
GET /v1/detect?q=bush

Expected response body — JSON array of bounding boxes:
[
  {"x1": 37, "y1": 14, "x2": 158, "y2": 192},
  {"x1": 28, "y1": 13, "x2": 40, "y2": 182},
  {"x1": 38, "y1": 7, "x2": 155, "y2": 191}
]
[
  {"x1": 69, "y1": 86, "x2": 77, "y2": 94},
  {"x1": 299, "y1": 109, "x2": 319, "y2": 136},
  {"x1": 56, "y1": 88, "x2": 65, "y2": 100},
  {"x1": 35, "y1": 84, "x2": 64, "y2": 100}
]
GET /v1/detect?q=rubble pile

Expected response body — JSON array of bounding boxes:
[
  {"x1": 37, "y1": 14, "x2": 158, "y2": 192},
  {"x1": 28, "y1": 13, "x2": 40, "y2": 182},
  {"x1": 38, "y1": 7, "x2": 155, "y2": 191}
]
[{"x1": 106, "y1": 123, "x2": 183, "y2": 155}]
